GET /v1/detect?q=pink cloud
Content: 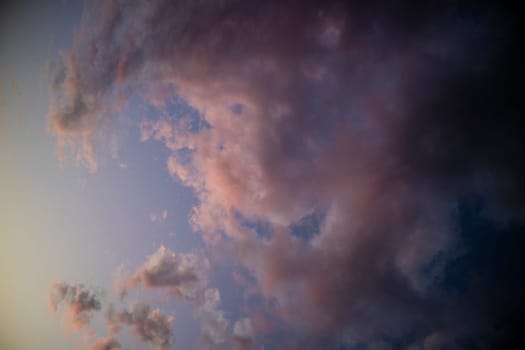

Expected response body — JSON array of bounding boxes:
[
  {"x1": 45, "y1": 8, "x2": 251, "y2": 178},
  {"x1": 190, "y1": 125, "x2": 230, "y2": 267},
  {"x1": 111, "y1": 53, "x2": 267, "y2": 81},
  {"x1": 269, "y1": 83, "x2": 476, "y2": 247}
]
[
  {"x1": 123, "y1": 245, "x2": 209, "y2": 299},
  {"x1": 88, "y1": 337, "x2": 121, "y2": 350},
  {"x1": 49, "y1": 282, "x2": 102, "y2": 330},
  {"x1": 107, "y1": 303, "x2": 174, "y2": 350}
]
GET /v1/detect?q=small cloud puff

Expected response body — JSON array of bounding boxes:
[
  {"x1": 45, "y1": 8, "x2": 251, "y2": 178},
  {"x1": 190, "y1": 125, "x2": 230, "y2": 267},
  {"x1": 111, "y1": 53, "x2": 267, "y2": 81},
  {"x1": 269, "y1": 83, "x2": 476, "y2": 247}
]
[
  {"x1": 107, "y1": 303, "x2": 174, "y2": 350},
  {"x1": 49, "y1": 282, "x2": 102, "y2": 330},
  {"x1": 88, "y1": 337, "x2": 121, "y2": 350},
  {"x1": 125, "y1": 245, "x2": 209, "y2": 298}
]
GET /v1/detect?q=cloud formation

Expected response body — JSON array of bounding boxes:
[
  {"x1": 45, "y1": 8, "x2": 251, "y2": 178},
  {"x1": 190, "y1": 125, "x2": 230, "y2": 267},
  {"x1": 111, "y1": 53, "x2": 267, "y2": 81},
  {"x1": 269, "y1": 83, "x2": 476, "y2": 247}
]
[
  {"x1": 197, "y1": 288, "x2": 229, "y2": 348},
  {"x1": 48, "y1": 0, "x2": 524, "y2": 348},
  {"x1": 231, "y1": 318, "x2": 256, "y2": 350},
  {"x1": 48, "y1": 282, "x2": 102, "y2": 330},
  {"x1": 47, "y1": 281, "x2": 177, "y2": 350},
  {"x1": 107, "y1": 303, "x2": 175, "y2": 350},
  {"x1": 124, "y1": 245, "x2": 209, "y2": 298}
]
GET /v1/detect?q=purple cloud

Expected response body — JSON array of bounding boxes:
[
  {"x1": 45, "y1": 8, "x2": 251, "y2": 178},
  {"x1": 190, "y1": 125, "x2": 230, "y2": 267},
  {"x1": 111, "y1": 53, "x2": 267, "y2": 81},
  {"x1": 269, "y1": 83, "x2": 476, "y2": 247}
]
[{"x1": 47, "y1": 0, "x2": 525, "y2": 348}]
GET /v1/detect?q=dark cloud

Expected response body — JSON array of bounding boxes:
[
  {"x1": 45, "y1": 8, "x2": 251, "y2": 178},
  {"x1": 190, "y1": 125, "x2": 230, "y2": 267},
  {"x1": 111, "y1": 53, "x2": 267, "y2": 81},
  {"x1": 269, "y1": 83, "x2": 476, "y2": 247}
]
[
  {"x1": 48, "y1": 0, "x2": 524, "y2": 348},
  {"x1": 48, "y1": 282, "x2": 102, "y2": 330},
  {"x1": 107, "y1": 303, "x2": 174, "y2": 350}
]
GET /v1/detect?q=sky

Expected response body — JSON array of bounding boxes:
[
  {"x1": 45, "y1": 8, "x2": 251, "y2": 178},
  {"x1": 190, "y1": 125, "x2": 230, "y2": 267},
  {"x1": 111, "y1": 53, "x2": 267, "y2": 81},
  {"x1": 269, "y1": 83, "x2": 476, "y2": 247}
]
[{"x1": 0, "y1": 1, "x2": 524, "y2": 349}]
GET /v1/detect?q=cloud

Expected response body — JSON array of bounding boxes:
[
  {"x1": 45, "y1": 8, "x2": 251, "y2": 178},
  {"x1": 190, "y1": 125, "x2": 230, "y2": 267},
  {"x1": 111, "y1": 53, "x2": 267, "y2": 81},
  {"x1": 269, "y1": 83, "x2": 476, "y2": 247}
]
[
  {"x1": 48, "y1": 282, "x2": 102, "y2": 330},
  {"x1": 48, "y1": 0, "x2": 524, "y2": 348},
  {"x1": 231, "y1": 336, "x2": 256, "y2": 350},
  {"x1": 124, "y1": 245, "x2": 209, "y2": 298},
  {"x1": 107, "y1": 303, "x2": 174, "y2": 350},
  {"x1": 150, "y1": 210, "x2": 168, "y2": 223},
  {"x1": 88, "y1": 337, "x2": 121, "y2": 350},
  {"x1": 233, "y1": 318, "x2": 254, "y2": 339},
  {"x1": 231, "y1": 318, "x2": 256, "y2": 350},
  {"x1": 47, "y1": 281, "x2": 176, "y2": 349},
  {"x1": 149, "y1": 213, "x2": 158, "y2": 223},
  {"x1": 195, "y1": 291, "x2": 259, "y2": 350},
  {"x1": 197, "y1": 288, "x2": 229, "y2": 348}
]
